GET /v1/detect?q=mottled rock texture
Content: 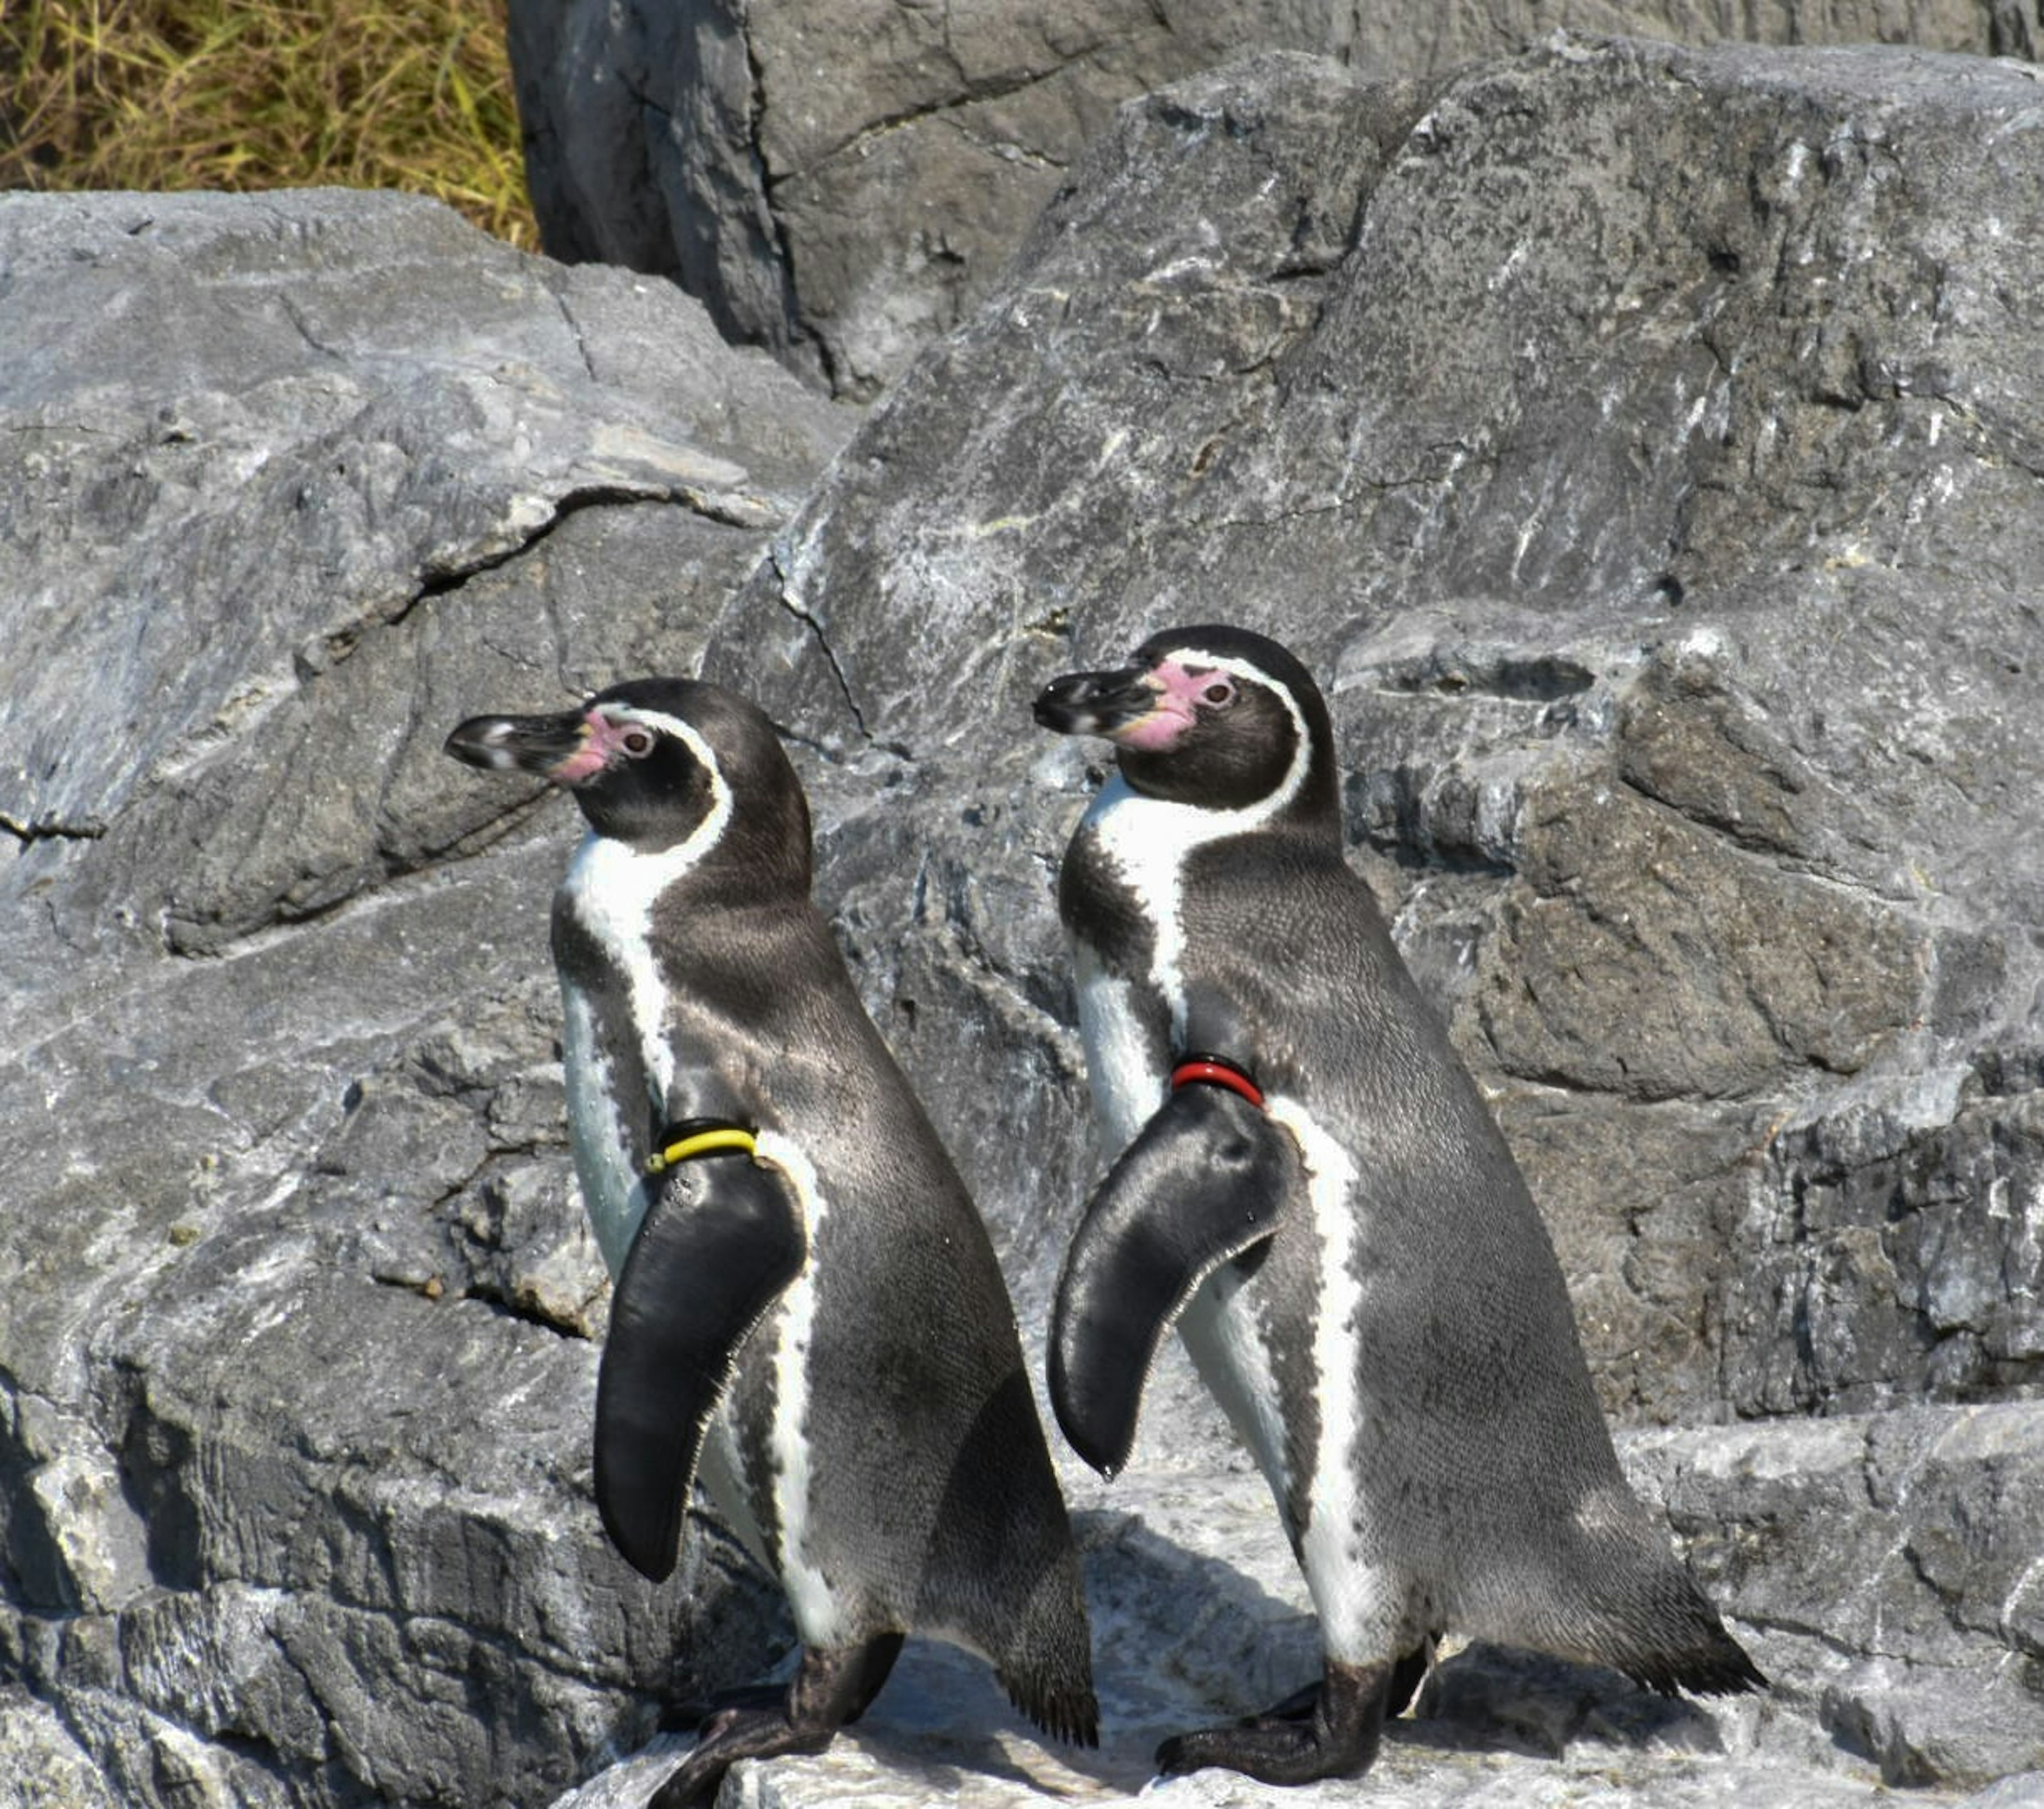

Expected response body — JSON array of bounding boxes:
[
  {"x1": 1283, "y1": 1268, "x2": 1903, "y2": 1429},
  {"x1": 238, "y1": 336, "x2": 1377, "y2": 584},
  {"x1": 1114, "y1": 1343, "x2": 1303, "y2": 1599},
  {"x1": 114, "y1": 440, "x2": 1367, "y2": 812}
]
[
  {"x1": 505, "y1": 0, "x2": 2040, "y2": 397},
  {"x1": 6, "y1": 27, "x2": 2044, "y2": 1809}
]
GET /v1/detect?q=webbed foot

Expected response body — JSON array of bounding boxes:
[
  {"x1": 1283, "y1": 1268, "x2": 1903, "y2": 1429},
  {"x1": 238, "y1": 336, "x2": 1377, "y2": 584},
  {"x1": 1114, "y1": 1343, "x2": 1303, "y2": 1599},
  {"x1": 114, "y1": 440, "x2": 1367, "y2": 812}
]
[
  {"x1": 1156, "y1": 1657, "x2": 1394, "y2": 1786},
  {"x1": 648, "y1": 1634, "x2": 903, "y2": 1807}
]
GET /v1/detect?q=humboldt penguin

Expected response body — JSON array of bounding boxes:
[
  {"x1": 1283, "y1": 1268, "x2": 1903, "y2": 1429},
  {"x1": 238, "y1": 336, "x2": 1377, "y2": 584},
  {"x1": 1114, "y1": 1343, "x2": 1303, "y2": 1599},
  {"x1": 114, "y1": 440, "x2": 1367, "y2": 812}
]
[
  {"x1": 1031, "y1": 624, "x2": 1761, "y2": 1786},
  {"x1": 446, "y1": 678, "x2": 1096, "y2": 1806}
]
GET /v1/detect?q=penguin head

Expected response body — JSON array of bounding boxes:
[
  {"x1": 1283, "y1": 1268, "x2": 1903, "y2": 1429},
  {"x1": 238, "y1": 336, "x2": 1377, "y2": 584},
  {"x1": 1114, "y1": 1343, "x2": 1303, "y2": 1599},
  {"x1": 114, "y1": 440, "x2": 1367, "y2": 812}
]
[
  {"x1": 445, "y1": 678, "x2": 810, "y2": 881},
  {"x1": 1034, "y1": 624, "x2": 1339, "y2": 827}
]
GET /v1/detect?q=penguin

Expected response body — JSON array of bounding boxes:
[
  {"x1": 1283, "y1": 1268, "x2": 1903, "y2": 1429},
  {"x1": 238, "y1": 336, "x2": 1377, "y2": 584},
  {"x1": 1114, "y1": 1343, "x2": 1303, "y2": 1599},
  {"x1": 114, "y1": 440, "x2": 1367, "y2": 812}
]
[
  {"x1": 444, "y1": 678, "x2": 1097, "y2": 1807},
  {"x1": 1031, "y1": 624, "x2": 1762, "y2": 1787}
]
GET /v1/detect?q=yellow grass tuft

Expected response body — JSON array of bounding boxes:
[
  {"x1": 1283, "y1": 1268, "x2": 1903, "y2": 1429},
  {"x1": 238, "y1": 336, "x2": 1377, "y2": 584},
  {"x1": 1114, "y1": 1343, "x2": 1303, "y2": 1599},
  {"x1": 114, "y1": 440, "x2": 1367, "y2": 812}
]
[{"x1": 0, "y1": 0, "x2": 538, "y2": 247}]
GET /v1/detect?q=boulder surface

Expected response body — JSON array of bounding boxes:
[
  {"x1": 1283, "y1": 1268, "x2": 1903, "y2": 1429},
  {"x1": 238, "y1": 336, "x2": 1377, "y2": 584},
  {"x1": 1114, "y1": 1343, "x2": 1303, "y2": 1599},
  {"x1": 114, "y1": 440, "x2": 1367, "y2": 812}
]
[{"x1": 505, "y1": 0, "x2": 2039, "y2": 397}]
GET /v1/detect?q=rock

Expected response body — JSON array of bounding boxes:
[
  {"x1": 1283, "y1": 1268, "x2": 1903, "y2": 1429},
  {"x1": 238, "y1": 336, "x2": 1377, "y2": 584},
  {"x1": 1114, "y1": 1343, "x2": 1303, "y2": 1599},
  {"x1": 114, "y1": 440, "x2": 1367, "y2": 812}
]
[
  {"x1": 505, "y1": 0, "x2": 1365, "y2": 398},
  {"x1": 0, "y1": 1685, "x2": 119, "y2": 1807},
  {"x1": 505, "y1": 0, "x2": 2037, "y2": 399},
  {"x1": 0, "y1": 187, "x2": 846, "y2": 964},
  {"x1": 703, "y1": 34, "x2": 2044, "y2": 1424},
  {"x1": 0, "y1": 189, "x2": 854, "y2": 1806},
  {"x1": 1630, "y1": 1403, "x2": 2044, "y2": 1790}
]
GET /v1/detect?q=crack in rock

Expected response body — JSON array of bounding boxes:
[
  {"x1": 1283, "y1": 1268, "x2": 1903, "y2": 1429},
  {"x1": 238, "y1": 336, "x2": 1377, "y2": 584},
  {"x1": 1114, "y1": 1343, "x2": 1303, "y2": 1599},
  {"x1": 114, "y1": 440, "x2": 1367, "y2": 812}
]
[{"x1": 2, "y1": 811, "x2": 108, "y2": 844}]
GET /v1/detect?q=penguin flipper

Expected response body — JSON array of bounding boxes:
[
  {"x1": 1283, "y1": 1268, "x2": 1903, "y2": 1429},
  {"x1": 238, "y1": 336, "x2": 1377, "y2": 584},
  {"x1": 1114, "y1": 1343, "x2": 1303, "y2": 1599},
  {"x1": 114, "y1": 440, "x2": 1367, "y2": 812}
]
[
  {"x1": 595, "y1": 1155, "x2": 805, "y2": 1582},
  {"x1": 1050, "y1": 1081, "x2": 1299, "y2": 1479}
]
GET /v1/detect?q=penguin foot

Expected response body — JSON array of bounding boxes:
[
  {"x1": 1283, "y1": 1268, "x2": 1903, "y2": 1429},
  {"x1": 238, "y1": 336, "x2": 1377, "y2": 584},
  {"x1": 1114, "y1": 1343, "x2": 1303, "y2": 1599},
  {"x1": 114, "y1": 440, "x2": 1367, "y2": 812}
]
[
  {"x1": 1156, "y1": 1658, "x2": 1394, "y2": 1787},
  {"x1": 647, "y1": 1634, "x2": 904, "y2": 1808},
  {"x1": 1202, "y1": 1645, "x2": 1429, "y2": 1731}
]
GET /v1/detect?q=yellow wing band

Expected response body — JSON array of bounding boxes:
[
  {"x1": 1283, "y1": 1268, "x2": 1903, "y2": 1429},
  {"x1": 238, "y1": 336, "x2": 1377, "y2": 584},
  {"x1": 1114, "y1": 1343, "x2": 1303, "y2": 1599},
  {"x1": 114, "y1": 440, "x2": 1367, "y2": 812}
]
[{"x1": 645, "y1": 1127, "x2": 759, "y2": 1175}]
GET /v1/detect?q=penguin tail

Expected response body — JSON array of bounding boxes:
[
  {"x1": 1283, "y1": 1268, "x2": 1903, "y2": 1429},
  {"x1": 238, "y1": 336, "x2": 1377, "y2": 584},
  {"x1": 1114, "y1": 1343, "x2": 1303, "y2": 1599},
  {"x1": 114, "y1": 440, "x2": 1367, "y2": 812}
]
[
  {"x1": 1629, "y1": 1629, "x2": 1768, "y2": 1699},
  {"x1": 993, "y1": 1544, "x2": 1100, "y2": 1748},
  {"x1": 921, "y1": 1369, "x2": 1102, "y2": 1748},
  {"x1": 999, "y1": 1657, "x2": 1101, "y2": 1750},
  {"x1": 1561, "y1": 1536, "x2": 1768, "y2": 1701}
]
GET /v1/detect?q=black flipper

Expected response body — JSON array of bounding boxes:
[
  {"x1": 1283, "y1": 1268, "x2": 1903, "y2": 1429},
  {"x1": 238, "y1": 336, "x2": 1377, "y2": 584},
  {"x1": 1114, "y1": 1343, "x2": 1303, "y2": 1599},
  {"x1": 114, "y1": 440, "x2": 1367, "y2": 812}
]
[
  {"x1": 1050, "y1": 1081, "x2": 1301, "y2": 1479},
  {"x1": 595, "y1": 1152, "x2": 805, "y2": 1581}
]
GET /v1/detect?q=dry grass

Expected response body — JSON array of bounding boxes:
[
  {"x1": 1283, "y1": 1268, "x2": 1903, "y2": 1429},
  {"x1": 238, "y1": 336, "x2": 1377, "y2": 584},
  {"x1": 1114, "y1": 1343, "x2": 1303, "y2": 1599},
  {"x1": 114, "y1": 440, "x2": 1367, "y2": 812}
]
[{"x1": 0, "y1": 0, "x2": 537, "y2": 247}]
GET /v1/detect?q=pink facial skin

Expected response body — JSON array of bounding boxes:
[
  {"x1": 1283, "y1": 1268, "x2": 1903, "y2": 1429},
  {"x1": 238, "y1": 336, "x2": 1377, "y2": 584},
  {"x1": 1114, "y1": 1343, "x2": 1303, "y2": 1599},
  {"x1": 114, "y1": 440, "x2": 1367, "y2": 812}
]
[
  {"x1": 1110, "y1": 658, "x2": 1230, "y2": 751},
  {"x1": 547, "y1": 711, "x2": 626, "y2": 785}
]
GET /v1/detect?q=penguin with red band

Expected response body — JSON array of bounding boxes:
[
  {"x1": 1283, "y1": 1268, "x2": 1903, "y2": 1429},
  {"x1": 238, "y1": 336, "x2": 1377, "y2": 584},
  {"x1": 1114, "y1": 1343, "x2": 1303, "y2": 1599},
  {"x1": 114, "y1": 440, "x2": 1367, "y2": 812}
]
[
  {"x1": 1034, "y1": 625, "x2": 1761, "y2": 1788},
  {"x1": 446, "y1": 678, "x2": 1096, "y2": 1806}
]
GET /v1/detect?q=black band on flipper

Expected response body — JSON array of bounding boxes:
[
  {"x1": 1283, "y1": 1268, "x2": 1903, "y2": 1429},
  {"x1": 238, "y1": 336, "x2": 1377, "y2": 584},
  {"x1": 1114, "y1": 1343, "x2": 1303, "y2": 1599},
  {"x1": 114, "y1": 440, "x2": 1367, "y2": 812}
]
[
  {"x1": 1049, "y1": 1081, "x2": 1298, "y2": 1480},
  {"x1": 595, "y1": 1149, "x2": 803, "y2": 1581}
]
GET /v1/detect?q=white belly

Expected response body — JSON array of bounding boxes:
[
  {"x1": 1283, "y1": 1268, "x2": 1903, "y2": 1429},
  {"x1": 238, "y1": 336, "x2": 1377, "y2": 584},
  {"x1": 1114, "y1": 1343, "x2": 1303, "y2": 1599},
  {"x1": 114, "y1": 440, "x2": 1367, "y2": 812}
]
[
  {"x1": 1175, "y1": 1262, "x2": 1293, "y2": 1515},
  {"x1": 695, "y1": 1419, "x2": 770, "y2": 1573}
]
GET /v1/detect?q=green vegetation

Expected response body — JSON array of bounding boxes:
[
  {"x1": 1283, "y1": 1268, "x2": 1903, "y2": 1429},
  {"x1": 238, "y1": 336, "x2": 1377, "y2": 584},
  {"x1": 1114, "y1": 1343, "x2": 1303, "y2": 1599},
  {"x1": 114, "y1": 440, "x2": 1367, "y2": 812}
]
[{"x1": 0, "y1": 0, "x2": 537, "y2": 246}]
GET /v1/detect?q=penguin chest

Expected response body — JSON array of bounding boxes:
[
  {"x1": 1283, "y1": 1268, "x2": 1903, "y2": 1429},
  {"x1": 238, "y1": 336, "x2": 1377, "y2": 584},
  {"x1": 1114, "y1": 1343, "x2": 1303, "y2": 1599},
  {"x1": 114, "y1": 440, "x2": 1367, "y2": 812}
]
[
  {"x1": 557, "y1": 974, "x2": 657, "y2": 1278},
  {"x1": 1071, "y1": 940, "x2": 1168, "y2": 1153},
  {"x1": 1064, "y1": 775, "x2": 1208, "y2": 1146},
  {"x1": 553, "y1": 831, "x2": 709, "y2": 1276}
]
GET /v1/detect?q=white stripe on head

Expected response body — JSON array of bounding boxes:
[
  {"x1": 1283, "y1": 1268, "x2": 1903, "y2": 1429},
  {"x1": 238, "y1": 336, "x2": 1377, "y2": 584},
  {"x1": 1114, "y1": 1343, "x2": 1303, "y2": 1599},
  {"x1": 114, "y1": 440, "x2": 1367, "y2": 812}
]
[
  {"x1": 1157, "y1": 645, "x2": 1315, "y2": 815},
  {"x1": 597, "y1": 704, "x2": 736, "y2": 863}
]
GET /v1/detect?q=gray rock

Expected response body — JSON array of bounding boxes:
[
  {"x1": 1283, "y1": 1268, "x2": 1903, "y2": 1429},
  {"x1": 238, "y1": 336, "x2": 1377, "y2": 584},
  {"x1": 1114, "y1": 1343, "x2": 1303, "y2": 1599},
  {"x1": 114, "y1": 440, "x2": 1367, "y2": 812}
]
[
  {"x1": 0, "y1": 189, "x2": 854, "y2": 1806},
  {"x1": 1630, "y1": 1404, "x2": 2044, "y2": 1789},
  {"x1": 505, "y1": 0, "x2": 2038, "y2": 398},
  {"x1": 0, "y1": 1685, "x2": 119, "y2": 1807},
  {"x1": 506, "y1": 0, "x2": 1365, "y2": 398},
  {"x1": 0, "y1": 187, "x2": 846, "y2": 964}
]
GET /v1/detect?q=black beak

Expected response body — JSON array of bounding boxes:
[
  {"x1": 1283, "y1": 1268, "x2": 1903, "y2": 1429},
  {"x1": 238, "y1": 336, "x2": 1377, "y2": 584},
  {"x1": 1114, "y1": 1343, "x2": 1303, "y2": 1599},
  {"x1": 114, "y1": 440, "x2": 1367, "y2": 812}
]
[
  {"x1": 1033, "y1": 664, "x2": 1155, "y2": 737},
  {"x1": 443, "y1": 708, "x2": 588, "y2": 778}
]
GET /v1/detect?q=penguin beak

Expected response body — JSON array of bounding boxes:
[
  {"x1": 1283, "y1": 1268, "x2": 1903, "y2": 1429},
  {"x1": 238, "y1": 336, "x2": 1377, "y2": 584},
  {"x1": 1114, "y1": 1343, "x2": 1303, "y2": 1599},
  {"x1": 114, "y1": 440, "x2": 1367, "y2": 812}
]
[
  {"x1": 444, "y1": 708, "x2": 599, "y2": 783},
  {"x1": 1032, "y1": 664, "x2": 1162, "y2": 739}
]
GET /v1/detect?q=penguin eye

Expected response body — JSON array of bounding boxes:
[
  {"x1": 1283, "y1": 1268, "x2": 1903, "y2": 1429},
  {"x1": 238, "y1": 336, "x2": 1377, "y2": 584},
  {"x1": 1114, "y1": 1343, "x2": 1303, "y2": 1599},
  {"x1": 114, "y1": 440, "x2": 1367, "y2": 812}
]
[
  {"x1": 619, "y1": 727, "x2": 656, "y2": 758},
  {"x1": 1201, "y1": 679, "x2": 1237, "y2": 709}
]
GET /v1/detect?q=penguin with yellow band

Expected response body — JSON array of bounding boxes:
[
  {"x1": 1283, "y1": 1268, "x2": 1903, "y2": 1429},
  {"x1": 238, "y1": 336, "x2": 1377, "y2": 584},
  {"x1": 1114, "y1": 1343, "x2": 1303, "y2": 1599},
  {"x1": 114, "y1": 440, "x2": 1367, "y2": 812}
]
[
  {"x1": 446, "y1": 678, "x2": 1096, "y2": 1806},
  {"x1": 1034, "y1": 625, "x2": 1761, "y2": 1788}
]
